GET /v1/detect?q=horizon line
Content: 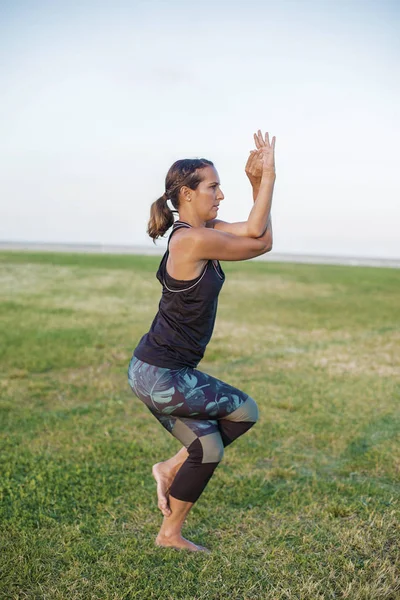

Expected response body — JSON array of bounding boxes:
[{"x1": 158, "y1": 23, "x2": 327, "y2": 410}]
[{"x1": 1, "y1": 241, "x2": 399, "y2": 269}]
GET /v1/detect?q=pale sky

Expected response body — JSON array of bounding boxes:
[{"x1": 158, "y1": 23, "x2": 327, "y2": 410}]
[{"x1": 1, "y1": 0, "x2": 399, "y2": 257}]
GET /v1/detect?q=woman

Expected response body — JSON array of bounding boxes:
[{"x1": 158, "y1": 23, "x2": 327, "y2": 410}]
[{"x1": 128, "y1": 130, "x2": 276, "y2": 552}]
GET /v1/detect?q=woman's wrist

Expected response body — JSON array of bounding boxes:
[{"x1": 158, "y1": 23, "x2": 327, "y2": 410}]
[
  {"x1": 261, "y1": 168, "x2": 276, "y2": 179},
  {"x1": 250, "y1": 169, "x2": 275, "y2": 189}
]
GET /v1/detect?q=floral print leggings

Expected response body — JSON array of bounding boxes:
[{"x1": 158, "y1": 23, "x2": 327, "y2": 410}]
[{"x1": 128, "y1": 356, "x2": 259, "y2": 503}]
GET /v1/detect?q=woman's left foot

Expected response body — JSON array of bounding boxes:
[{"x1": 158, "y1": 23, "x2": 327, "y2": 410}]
[
  {"x1": 152, "y1": 462, "x2": 174, "y2": 517},
  {"x1": 156, "y1": 533, "x2": 210, "y2": 553}
]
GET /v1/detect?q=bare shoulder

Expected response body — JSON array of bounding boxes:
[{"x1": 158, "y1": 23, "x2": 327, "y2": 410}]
[
  {"x1": 167, "y1": 227, "x2": 208, "y2": 279},
  {"x1": 169, "y1": 225, "x2": 217, "y2": 246},
  {"x1": 168, "y1": 227, "x2": 196, "y2": 252},
  {"x1": 169, "y1": 226, "x2": 224, "y2": 257}
]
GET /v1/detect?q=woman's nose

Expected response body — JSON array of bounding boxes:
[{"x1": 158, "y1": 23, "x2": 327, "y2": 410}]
[{"x1": 217, "y1": 188, "x2": 224, "y2": 200}]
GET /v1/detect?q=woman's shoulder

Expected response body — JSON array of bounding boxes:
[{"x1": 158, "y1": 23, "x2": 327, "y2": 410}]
[
  {"x1": 168, "y1": 225, "x2": 194, "y2": 251},
  {"x1": 169, "y1": 224, "x2": 215, "y2": 246}
]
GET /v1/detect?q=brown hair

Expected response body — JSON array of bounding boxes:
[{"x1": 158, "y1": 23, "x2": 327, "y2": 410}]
[{"x1": 147, "y1": 158, "x2": 214, "y2": 240}]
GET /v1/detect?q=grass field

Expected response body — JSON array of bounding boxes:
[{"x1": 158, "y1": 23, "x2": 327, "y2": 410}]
[{"x1": 0, "y1": 251, "x2": 399, "y2": 600}]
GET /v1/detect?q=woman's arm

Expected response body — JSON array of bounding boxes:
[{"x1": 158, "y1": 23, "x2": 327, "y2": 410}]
[
  {"x1": 173, "y1": 225, "x2": 272, "y2": 262},
  {"x1": 245, "y1": 167, "x2": 275, "y2": 237},
  {"x1": 257, "y1": 214, "x2": 273, "y2": 248},
  {"x1": 207, "y1": 131, "x2": 276, "y2": 238}
]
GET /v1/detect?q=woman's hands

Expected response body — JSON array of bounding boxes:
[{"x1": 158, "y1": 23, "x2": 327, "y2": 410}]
[
  {"x1": 206, "y1": 130, "x2": 276, "y2": 239},
  {"x1": 245, "y1": 130, "x2": 276, "y2": 187}
]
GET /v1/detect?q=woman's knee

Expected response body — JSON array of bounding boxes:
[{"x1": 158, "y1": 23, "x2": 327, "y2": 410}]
[
  {"x1": 224, "y1": 396, "x2": 259, "y2": 423},
  {"x1": 187, "y1": 433, "x2": 225, "y2": 464},
  {"x1": 244, "y1": 396, "x2": 259, "y2": 423},
  {"x1": 204, "y1": 436, "x2": 225, "y2": 463}
]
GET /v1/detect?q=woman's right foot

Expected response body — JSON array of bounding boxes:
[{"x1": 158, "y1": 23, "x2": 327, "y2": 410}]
[
  {"x1": 155, "y1": 533, "x2": 210, "y2": 553},
  {"x1": 152, "y1": 462, "x2": 175, "y2": 517}
]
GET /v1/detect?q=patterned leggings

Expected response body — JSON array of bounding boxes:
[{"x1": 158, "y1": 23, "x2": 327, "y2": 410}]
[{"x1": 127, "y1": 356, "x2": 259, "y2": 503}]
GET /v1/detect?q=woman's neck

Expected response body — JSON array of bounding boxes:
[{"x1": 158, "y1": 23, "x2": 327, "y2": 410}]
[{"x1": 177, "y1": 212, "x2": 205, "y2": 228}]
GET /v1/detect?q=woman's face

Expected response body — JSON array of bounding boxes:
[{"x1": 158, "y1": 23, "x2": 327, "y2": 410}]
[{"x1": 191, "y1": 166, "x2": 225, "y2": 221}]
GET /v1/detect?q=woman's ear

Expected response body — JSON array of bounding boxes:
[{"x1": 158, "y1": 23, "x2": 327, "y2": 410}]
[{"x1": 180, "y1": 185, "x2": 192, "y2": 202}]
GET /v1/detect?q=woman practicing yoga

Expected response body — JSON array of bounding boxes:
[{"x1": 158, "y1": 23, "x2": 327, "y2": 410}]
[{"x1": 128, "y1": 130, "x2": 276, "y2": 552}]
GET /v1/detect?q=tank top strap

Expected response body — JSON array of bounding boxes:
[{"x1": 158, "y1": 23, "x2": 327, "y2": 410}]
[
  {"x1": 174, "y1": 220, "x2": 192, "y2": 228},
  {"x1": 167, "y1": 220, "x2": 192, "y2": 248}
]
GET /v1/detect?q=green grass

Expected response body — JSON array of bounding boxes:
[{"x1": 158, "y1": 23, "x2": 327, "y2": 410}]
[{"x1": 1, "y1": 251, "x2": 399, "y2": 600}]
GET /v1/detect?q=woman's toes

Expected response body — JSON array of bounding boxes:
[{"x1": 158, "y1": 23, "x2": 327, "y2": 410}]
[
  {"x1": 159, "y1": 500, "x2": 171, "y2": 517},
  {"x1": 196, "y1": 544, "x2": 211, "y2": 554}
]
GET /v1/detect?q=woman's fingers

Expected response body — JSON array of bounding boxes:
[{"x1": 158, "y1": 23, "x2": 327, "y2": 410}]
[
  {"x1": 254, "y1": 130, "x2": 275, "y2": 149},
  {"x1": 245, "y1": 149, "x2": 264, "y2": 177},
  {"x1": 250, "y1": 132, "x2": 276, "y2": 169},
  {"x1": 245, "y1": 154, "x2": 255, "y2": 174},
  {"x1": 245, "y1": 151, "x2": 256, "y2": 170}
]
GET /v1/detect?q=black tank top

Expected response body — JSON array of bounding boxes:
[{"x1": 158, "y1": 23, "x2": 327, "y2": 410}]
[{"x1": 134, "y1": 220, "x2": 225, "y2": 369}]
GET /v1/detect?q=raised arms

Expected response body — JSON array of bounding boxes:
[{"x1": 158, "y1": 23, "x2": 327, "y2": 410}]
[
  {"x1": 207, "y1": 130, "x2": 276, "y2": 238},
  {"x1": 169, "y1": 130, "x2": 276, "y2": 266}
]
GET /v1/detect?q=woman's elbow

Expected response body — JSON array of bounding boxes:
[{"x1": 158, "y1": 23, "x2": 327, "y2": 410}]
[
  {"x1": 254, "y1": 240, "x2": 272, "y2": 257},
  {"x1": 262, "y1": 233, "x2": 273, "y2": 253}
]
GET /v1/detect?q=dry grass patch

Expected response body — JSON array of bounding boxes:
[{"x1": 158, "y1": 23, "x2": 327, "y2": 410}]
[
  {"x1": 314, "y1": 330, "x2": 400, "y2": 378},
  {"x1": 226, "y1": 274, "x2": 345, "y2": 298}
]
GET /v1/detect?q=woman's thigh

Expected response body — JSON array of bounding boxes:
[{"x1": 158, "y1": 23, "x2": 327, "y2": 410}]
[{"x1": 127, "y1": 356, "x2": 251, "y2": 421}]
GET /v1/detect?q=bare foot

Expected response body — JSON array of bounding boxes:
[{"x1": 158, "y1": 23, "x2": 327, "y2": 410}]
[
  {"x1": 156, "y1": 534, "x2": 210, "y2": 553},
  {"x1": 152, "y1": 462, "x2": 175, "y2": 517}
]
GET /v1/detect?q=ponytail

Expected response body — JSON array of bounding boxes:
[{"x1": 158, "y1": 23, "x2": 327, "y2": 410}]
[
  {"x1": 146, "y1": 158, "x2": 214, "y2": 241},
  {"x1": 147, "y1": 193, "x2": 175, "y2": 241}
]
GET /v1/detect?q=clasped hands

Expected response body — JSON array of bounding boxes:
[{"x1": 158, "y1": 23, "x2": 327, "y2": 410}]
[{"x1": 245, "y1": 130, "x2": 276, "y2": 187}]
